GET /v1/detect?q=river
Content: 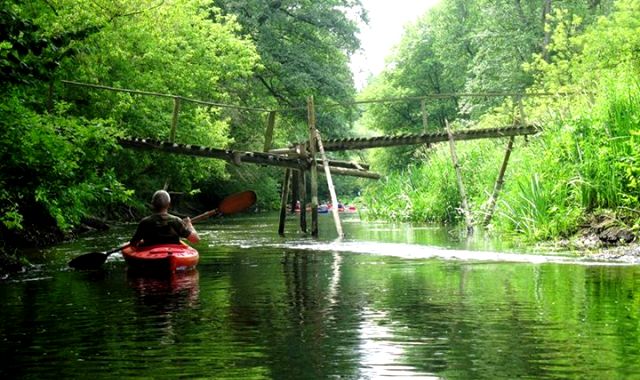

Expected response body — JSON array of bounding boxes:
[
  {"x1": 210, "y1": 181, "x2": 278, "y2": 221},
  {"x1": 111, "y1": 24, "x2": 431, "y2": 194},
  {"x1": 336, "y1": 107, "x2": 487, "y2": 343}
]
[{"x1": 1, "y1": 213, "x2": 639, "y2": 379}]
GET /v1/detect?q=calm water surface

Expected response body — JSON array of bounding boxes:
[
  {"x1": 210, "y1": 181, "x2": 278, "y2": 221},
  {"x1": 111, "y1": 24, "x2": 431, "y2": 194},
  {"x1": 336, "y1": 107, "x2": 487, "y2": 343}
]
[{"x1": 2, "y1": 213, "x2": 640, "y2": 379}]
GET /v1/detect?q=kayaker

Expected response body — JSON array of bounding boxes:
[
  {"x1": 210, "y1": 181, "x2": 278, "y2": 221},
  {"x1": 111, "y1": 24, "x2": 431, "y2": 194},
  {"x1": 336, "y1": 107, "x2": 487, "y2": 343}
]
[{"x1": 130, "y1": 190, "x2": 200, "y2": 247}]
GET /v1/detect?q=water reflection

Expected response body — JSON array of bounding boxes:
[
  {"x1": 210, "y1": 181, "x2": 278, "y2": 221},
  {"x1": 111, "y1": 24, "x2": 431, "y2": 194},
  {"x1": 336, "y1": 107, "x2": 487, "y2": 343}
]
[
  {"x1": 127, "y1": 269, "x2": 200, "y2": 310},
  {"x1": 3, "y1": 214, "x2": 640, "y2": 379},
  {"x1": 359, "y1": 308, "x2": 440, "y2": 379}
]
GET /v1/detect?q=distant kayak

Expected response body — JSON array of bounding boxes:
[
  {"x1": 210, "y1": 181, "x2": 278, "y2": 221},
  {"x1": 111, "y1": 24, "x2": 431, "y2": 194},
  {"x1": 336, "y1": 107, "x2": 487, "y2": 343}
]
[
  {"x1": 292, "y1": 203, "x2": 357, "y2": 214},
  {"x1": 122, "y1": 242, "x2": 199, "y2": 272}
]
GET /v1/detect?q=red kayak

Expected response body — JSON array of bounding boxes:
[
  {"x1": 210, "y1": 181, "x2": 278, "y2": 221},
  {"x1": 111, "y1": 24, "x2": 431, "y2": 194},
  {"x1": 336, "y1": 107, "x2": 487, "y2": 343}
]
[{"x1": 122, "y1": 242, "x2": 199, "y2": 272}]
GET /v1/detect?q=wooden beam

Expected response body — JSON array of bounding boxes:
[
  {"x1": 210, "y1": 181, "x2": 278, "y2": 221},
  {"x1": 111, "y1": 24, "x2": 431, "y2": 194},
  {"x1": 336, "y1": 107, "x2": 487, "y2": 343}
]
[
  {"x1": 298, "y1": 169, "x2": 307, "y2": 233},
  {"x1": 446, "y1": 120, "x2": 473, "y2": 234},
  {"x1": 290, "y1": 169, "x2": 299, "y2": 214},
  {"x1": 307, "y1": 96, "x2": 319, "y2": 237},
  {"x1": 484, "y1": 96, "x2": 524, "y2": 225},
  {"x1": 316, "y1": 130, "x2": 344, "y2": 238},
  {"x1": 317, "y1": 125, "x2": 538, "y2": 151},
  {"x1": 118, "y1": 138, "x2": 306, "y2": 170},
  {"x1": 119, "y1": 138, "x2": 380, "y2": 178},
  {"x1": 323, "y1": 166, "x2": 381, "y2": 179},
  {"x1": 267, "y1": 151, "x2": 371, "y2": 171},
  {"x1": 278, "y1": 169, "x2": 291, "y2": 236},
  {"x1": 483, "y1": 136, "x2": 515, "y2": 226}
]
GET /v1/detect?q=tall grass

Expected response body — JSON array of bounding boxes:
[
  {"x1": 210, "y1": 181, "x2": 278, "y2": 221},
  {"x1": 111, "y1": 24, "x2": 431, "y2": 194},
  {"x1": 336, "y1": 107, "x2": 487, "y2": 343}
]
[
  {"x1": 360, "y1": 139, "x2": 502, "y2": 224},
  {"x1": 494, "y1": 76, "x2": 640, "y2": 240},
  {"x1": 360, "y1": 77, "x2": 640, "y2": 241}
]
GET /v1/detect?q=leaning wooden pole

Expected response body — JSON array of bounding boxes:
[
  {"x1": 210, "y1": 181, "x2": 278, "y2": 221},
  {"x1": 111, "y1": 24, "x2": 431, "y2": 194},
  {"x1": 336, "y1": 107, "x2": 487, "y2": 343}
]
[
  {"x1": 307, "y1": 96, "x2": 319, "y2": 237},
  {"x1": 316, "y1": 130, "x2": 344, "y2": 238},
  {"x1": 483, "y1": 95, "x2": 524, "y2": 225},
  {"x1": 446, "y1": 120, "x2": 474, "y2": 234},
  {"x1": 483, "y1": 136, "x2": 515, "y2": 226},
  {"x1": 278, "y1": 169, "x2": 292, "y2": 236}
]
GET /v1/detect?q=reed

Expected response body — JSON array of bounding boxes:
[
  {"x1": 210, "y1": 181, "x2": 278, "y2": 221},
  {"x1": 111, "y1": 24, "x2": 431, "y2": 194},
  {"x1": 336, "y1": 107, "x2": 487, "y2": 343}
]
[{"x1": 361, "y1": 77, "x2": 640, "y2": 241}]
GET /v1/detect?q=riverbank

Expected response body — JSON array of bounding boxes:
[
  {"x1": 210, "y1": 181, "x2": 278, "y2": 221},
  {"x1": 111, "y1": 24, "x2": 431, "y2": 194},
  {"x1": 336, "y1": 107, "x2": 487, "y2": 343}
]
[{"x1": 551, "y1": 213, "x2": 639, "y2": 262}]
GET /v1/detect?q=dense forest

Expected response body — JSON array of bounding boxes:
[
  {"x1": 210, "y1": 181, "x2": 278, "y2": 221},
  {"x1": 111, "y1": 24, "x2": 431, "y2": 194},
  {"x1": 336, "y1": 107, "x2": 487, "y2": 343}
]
[
  {"x1": 359, "y1": 0, "x2": 640, "y2": 243},
  {"x1": 1, "y1": 0, "x2": 639, "y2": 266},
  {"x1": 0, "y1": 0, "x2": 365, "y2": 260}
]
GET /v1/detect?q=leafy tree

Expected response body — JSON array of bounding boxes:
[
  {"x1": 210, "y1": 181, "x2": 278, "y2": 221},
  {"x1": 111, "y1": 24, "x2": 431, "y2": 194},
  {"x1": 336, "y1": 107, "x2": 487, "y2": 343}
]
[
  {"x1": 213, "y1": 0, "x2": 367, "y2": 143},
  {"x1": 205, "y1": 0, "x2": 369, "y2": 203},
  {"x1": 50, "y1": 0, "x2": 260, "y2": 196},
  {"x1": 0, "y1": 0, "x2": 261, "y2": 252}
]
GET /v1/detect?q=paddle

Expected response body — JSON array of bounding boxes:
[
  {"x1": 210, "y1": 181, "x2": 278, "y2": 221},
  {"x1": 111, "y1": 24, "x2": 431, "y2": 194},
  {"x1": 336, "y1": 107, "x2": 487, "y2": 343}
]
[{"x1": 68, "y1": 190, "x2": 257, "y2": 270}]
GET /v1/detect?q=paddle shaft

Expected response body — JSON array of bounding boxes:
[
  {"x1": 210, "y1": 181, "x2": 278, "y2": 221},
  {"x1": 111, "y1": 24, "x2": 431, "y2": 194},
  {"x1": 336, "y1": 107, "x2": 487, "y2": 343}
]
[
  {"x1": 106, "y1": 244, "x2": 131, "y2": 255},
  {"x1": 190, "y1": 209, "x2": 220, "y2": 223}
]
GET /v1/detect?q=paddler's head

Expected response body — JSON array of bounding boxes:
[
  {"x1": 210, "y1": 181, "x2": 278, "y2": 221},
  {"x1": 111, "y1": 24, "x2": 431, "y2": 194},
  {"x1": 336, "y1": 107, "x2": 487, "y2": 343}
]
[{"x1": 151, "y1": 190, "x2": 171, "y2": 212}]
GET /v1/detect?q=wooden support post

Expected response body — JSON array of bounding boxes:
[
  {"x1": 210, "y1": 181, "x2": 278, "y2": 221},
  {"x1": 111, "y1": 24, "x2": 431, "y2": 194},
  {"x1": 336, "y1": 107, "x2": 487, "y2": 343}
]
[
  {"x1": 278, "y1": 169, "x2": 291, "y2": 236},
  {"x1": 299, "y1": 169, "x2": 307, "y2": 233},
  {"x1": 446, "y1": 120, "x2": 473, "y2": 234},
  {"x1": 316, "y1": 130, "x2": 344, "y2": 238},
  {"x1": 518, "y1": 96, "x2": 528, "y2": 143},
  {"x1": 307, "y1": 96, "x2": 319, "y2": 237},
  {"x1": 263, "y1": 111, "x2": 276, "y2": 152},
  {"x1": 483, "y1": 96, "x2": 522, "y2": 226},
  {"x1": 483, "y1": 136, "x2": 515, "y2": 226},
  {"x1": 421, "y1": 99, "x2": 431, "y2": 149},
  {"x1": 421, "y1": 99, "x2": 428, "y2": 131},
  {"x1": 290, "y1": 170, "x2": 300, "y2": 214}
]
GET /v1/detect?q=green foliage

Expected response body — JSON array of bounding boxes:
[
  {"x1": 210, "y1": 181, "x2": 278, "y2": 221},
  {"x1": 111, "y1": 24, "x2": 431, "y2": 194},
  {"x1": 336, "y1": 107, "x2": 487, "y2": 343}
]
[
  {"x1": 200, "y1": 0, "x2": 367, "y2": 200},
  {"x1": 1, "y1": 0, "x2": 365, "y2": 248},
  {"x1": 214, "y1": 0, "x2": 365, "y2": 145},
  {"x1": 49, "y1": 0, "x2": 260, "y2": 196},
  {"x1": 0, "y1": 86, "x2": 130, "y2": 231},
  {"x1": 0, "y1": 0, "x2": 261, "y2": 239},
  {"x1": 361, "y1": 138, "x2": 501, "y2": 224},
  {"x1": 359, "y1": 0, "x2": 640, "y2": 242}
]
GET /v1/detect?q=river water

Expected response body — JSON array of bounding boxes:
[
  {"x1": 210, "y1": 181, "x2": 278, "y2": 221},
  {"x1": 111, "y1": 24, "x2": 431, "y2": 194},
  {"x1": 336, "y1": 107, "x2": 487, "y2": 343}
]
[{"x1": 2, "y1": 213, "x2": 640, "y2": 379}]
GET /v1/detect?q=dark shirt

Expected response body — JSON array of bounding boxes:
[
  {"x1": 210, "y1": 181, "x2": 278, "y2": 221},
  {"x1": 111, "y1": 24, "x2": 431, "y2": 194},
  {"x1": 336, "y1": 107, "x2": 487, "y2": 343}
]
[{"x1": 131, "y1": 213, "x2": 192, "y2": 247}]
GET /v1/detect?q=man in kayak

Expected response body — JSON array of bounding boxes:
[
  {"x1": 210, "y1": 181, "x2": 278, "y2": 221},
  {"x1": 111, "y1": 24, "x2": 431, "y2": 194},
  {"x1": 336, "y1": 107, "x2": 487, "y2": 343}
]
[{"x1": 130, "y1": 190, "x2": 200, "y2": 247}]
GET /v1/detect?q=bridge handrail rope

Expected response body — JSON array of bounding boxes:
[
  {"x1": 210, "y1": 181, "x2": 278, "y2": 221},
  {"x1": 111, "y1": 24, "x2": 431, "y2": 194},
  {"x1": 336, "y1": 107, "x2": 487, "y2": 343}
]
[
  {"x1": 61, "y1": 79, "x2": 582, "y2": 114},
  {"x1": 61, "y1": 80, "x2": 272, "y2": 112}
]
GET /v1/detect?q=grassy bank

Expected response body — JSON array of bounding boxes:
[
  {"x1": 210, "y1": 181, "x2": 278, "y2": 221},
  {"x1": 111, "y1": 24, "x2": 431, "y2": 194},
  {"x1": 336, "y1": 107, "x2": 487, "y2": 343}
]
[
  {"x1": 358, "y1": 2, "x2": 640, "y2": 244},
  {"x1": 360, "y1": 77, "x2": 640, "y2": 243}
]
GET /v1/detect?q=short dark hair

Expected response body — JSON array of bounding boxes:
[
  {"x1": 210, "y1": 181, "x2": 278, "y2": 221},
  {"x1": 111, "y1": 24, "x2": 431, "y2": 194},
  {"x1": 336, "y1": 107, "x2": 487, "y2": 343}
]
[{"x1": 151, "y1": 190, "x2": 171, "y2": 211}]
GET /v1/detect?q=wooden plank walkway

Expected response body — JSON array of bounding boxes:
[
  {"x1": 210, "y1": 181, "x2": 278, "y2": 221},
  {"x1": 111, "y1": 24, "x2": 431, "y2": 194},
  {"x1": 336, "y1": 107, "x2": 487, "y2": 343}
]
[
  {"x1": 318, "y1": 125, "x2": 538, "y2": 151},
  {"x1": 119, "y1": 124, "x2": 536, "y2": 175}
]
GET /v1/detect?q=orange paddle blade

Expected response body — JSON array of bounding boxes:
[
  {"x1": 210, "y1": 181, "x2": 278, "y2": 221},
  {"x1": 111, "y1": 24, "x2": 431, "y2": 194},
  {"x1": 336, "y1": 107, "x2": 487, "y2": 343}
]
[{"x1": 218, "y1": 190, "x2": 257, "y2": 215}]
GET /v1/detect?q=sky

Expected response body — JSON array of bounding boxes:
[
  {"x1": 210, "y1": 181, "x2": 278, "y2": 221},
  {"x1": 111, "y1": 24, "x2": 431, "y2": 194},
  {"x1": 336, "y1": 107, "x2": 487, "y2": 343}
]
[{"x1": 350, "y1": 0, "x2": 441, "y2": 90}]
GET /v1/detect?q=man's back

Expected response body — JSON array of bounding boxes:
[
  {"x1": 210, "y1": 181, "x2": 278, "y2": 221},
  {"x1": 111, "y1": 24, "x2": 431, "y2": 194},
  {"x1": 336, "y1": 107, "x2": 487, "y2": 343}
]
[{"x1": 132, "y1": 213, "x2": 190, "y2": 246}]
